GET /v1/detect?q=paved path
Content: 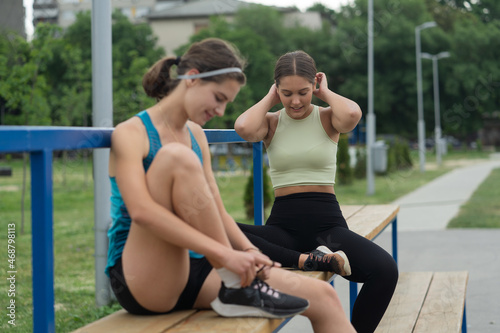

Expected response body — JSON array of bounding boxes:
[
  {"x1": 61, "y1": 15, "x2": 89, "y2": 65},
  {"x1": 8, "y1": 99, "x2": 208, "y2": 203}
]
[
  {"x1": 393, "y1": 156, "x2": 500, "y2": 231},
  {"x1": 282, "y1": 155, "x2": 500, "y2": 332}
]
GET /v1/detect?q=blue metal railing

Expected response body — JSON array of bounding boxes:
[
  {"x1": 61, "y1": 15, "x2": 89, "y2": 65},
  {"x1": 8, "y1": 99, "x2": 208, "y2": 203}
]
[{"x1": 0, "y1": 126, "x2": 264, "y2": 333}]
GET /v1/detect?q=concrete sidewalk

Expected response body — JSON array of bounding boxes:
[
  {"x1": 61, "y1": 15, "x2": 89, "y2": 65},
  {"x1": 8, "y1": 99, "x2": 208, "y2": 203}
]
[{"x1": 282, "y1": 155, "x2": 500, "y2": 332}]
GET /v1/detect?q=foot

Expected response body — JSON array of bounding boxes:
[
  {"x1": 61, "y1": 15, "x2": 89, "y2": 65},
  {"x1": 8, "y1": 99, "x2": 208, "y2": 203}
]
[
  {"x1": 211, "y1": 278, "x2": 309, "y2": 318},
  {"x1": 302, "y1": 246, "x2": 352, "y2": 276}
]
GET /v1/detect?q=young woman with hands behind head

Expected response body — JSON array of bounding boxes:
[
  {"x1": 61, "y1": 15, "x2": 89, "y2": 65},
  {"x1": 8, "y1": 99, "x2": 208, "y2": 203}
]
[
  {"x1": 105, "y1": 39, "x2": 355, "y2": 333},
  {"x1": 235, "y1": 50, "x2": 398, "y2": 333}
]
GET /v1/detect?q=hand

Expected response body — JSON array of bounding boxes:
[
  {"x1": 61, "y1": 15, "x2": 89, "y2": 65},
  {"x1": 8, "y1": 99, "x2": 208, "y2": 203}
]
[
  {"x1": 267, "y1": 83, "x2": 282, "y2": 107},
  {"x1": 313, "y1": 72, "x2": 330, "y2": 101},
  {"x1": 221, "y1": 249, "x2": 275, "y2": 287}
]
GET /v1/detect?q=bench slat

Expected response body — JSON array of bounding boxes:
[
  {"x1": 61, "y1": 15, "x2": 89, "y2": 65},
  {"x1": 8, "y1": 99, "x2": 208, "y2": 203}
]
[
  {"x1": 72, "y1": 309, "x2": 196, "y2": 333},
  {"x1": 346, "y1": 205, "x2": 399, "y2": 240},
  {"x1": 166, "y1": 310, "x2": 283, "y2": 333},
  {"x1": 340, "y1": 205, "x2": 365, "y2": 220},
  {"x1": 375, "y1": 272, "x2": 433, "y2": 333},
  {"x1": 413, "y1": 271, "x2": 468, "y2": 333}
]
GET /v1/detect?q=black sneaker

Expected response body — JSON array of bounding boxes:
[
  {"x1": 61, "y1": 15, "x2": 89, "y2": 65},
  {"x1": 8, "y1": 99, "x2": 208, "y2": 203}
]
[
  {"x1": 210, "y1": 278, "x2": 309, "y2": 318},
  {"x1": 303, "y1": 246, "x2": 352, "y2": 276}
]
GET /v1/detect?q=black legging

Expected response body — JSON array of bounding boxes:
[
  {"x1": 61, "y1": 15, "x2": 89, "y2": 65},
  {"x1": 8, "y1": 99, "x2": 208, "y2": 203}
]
[{"x1": 238, "y1": 192, "x2": 398, "y2": 333}]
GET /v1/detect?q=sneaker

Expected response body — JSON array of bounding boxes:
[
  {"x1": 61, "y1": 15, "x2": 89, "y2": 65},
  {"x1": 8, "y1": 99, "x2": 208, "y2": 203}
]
[
  {"x1": 211, "y1": 278, "x2": 309, "y2": 318},
  {"x1": 303, "y1": 245, "x2": 352, "y2": 276}
]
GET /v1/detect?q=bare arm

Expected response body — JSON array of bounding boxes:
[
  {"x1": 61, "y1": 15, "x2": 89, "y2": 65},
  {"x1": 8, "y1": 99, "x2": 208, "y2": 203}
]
[
  {"x1": 193, "y1": 123, "x2": 260, "y2": 252},
  {"x1": 234, "y1": 84, "x2": 281, "y2": 142},
  {"x1": 314, "y1": 72, "x2": 362, "y2": 133},
  {"x1": 111, "y1": 122, "x2": 272, "y2": 285}
]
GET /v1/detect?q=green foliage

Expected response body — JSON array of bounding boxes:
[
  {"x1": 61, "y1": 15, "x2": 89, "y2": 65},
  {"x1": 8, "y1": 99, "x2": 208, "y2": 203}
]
[
  {"x1": 244, "y1": 163, "x2": 272, "y2": 219},
  {"x1": 0, "y1": 10, "x2": 163, "y2": 127},
  {"x1": 387, "y1": 139, "x2": 413, "y2": 171},
  {"x1": 337, "y1": 134, "x2": 353, "y2": 185},
  {"x1": 448, "y1": 167, "x2": 500, "y2": 228},
  {"x1": 354, "y1": 146, "x2": 367, "y2": 179},
  {"x1": 1, "y1": 0, "x2": 499, "y2": 141}
]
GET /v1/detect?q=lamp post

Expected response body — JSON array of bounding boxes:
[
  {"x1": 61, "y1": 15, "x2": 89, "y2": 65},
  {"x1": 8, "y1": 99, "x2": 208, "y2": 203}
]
[
  {"x1": 415, "y1": 21, "x2": 437, "y2": 172},
  {"x1": 366, "y1": 0, "x2": 375, "y2": 195},
  {"x1": 421, "y1": 51, "x2": 450, "y2": 166}
]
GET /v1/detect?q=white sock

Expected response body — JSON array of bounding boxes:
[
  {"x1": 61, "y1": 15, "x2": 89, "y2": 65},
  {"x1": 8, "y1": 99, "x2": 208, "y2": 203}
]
[{"x1": 216, "y1": 267, "x2": 242, "y2": 289}]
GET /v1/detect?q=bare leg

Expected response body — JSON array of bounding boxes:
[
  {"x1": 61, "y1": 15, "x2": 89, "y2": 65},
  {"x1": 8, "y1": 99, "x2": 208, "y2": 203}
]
[
  {"x1": 194, "y1": 267, "x2": 356, "y2": 333},
  {"x1": 122, "y1": 144, "x2": 230, "y2": 312}
]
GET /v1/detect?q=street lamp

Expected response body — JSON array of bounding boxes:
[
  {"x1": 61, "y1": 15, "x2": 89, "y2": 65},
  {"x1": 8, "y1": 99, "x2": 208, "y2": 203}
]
[
  {"x1": 421, "y1": 51, "x2": 450, "y2": 166},
  {"x1": 415, "y1": 21, "x2": 437, "y2": 172}
]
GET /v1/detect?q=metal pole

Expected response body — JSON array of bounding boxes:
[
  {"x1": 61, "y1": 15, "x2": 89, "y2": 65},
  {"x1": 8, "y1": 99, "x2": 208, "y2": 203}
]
[
  {"x1": 415, "y1": 27, "x2": 425, "y2": 172},
  {"x1": 92, "y1": 0, "x2": 113, "y2": 306},
  {"x1": 421, "y1": 51, "x2": 449, "y2": 167},
  {"x1": 432, "y1": 57, "x2": 441, "y2": 166},
  {"x1": 366, "y1": 0, "x2": 375, "y2": 195},
  {"x1": 415, "y1": 22, "x2": 436, "y2": 173}
]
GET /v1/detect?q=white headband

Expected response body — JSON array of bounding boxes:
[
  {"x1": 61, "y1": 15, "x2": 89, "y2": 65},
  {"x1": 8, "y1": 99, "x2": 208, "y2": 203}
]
[{"x1": 177, "y1": 67, "x2": 242, "y2": 80}]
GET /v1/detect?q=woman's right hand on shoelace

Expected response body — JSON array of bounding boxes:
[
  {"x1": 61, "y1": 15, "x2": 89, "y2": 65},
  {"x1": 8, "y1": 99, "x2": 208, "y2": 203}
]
[{"x1": 223, "y1": 249, "x2": 275, "y2": 287}]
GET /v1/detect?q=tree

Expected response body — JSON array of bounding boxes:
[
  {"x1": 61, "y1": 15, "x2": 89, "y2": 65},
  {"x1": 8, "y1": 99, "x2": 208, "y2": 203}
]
[
  {"x1": 337, "y1": 134, "x2": 353, "y2": 185},
  {"x1": 0, "y1": 24, "x2": 56, "y2": 233}
]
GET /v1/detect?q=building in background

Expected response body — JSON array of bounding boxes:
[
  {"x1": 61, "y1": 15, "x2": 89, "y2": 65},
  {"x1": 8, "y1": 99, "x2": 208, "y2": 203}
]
[
  {"x1": 33, "y1": 0, "x2": 59, "y2": 26},
  {"x1": 148, "y1": 0, "x2": 321, "y2": 55},
  {"x1": 31, "y1": 0, "x2": 181, "y2": 29},
  {"x1": 0, "y1": 0, "x2": 27, "y2": 38},
  {"x1": 28, "y1": 0, "x2": 321, "y2": 55}
]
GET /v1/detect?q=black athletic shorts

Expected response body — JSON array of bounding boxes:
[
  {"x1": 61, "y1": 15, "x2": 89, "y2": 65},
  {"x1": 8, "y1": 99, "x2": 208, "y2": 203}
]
[{"x1": 109, "y1": 256, "x2": 213, "y2": 315}]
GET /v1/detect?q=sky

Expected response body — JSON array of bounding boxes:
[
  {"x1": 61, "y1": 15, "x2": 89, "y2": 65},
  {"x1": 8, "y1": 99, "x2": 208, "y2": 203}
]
[{"x1": 23, "y1": 0, "x2": 351, "y2": 39}]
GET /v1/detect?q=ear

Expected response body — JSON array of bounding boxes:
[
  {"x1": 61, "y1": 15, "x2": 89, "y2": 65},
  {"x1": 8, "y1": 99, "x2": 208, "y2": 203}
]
[{"x1": 185, "y1": 69, "x2": 200, "y2": 87}]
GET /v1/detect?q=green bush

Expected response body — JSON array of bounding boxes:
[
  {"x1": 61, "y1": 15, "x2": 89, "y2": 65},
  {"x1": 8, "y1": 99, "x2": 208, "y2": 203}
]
[
  {"x1": 337, "y1": 134, "x2": 353, "y2": 185},
  {"x1": 388, "y1": 139, "x2": 413, "y2": 171},
  {"x1": 354, "y1": 146, "x2": 366, "y2": 179},
  {"x1": 244, "y1": 163, "x2": 272, "y2": 219}
]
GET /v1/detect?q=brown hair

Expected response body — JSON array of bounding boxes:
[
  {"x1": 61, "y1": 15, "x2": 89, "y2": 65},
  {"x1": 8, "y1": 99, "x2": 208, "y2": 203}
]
[
  {"x1": 142, "y1": 38, "x2": 247, "y2": 100},
  {"x1": 274, "y1": 51, "x2": 317, "y2": 87}
]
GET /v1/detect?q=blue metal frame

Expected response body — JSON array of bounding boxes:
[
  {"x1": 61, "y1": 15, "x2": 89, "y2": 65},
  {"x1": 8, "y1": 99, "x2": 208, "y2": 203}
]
[{"x1": 0, "y1": 126, "x2": 264, "y2": 333}]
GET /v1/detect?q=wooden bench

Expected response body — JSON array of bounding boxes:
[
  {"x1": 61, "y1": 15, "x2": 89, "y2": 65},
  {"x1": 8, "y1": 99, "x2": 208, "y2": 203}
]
[
  {"x1": 376, "y1": 271, "x2": 469, "y2": 333},
  {"x1": 73, "y1": 204, "x2": 399, "y2": 333}
]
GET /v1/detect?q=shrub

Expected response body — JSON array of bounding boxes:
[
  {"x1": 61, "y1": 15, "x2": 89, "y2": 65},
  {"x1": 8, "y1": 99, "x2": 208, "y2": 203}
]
[
  {"x1": 244, "y1": 163, "x2": 272, "y2": 219},
  {"x1": 337, "y1": 134, "x2": 353, "y2": 185},
  {"x1": 354, "y1": 146, "x2": 366, "y2": 179}
]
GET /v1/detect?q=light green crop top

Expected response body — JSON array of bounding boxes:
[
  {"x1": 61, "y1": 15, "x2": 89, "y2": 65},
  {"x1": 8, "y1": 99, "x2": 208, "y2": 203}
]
[{"x1": 266, "y1": 105, "x2": 338, "y2": 189}]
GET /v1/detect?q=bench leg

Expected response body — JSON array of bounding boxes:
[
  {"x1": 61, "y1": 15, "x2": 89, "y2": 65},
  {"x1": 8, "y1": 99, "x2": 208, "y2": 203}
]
[
  {"x1": 392, "y1": 217, "x2": 398, "y2": 265},
  {"x1": 31, "y1": 151, "x2": 55, "y2": 333},
  {"x1": 349, "y1": 281, "x2": 358, "y2": 320},
  {"x1": 462, "y1": 301, "x2": 467, "y2": 333}
]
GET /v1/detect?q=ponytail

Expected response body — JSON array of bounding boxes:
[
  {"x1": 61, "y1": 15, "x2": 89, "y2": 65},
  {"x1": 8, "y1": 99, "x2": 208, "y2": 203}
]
[
  {"x1": 142, "y1": 38, "x2": 246, "y2": 101},
  {"x1": 142, "y1": 56, "x2": 180, "y2": 100}
]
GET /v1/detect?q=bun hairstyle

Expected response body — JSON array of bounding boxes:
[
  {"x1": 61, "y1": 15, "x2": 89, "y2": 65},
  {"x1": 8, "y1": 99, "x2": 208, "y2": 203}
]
[
  {"x1": 142, "y1": 38, "x2": 247, "y2": 100},
  {"x1": 274, "y1": 50, "x2": 317, "y2": 87}
]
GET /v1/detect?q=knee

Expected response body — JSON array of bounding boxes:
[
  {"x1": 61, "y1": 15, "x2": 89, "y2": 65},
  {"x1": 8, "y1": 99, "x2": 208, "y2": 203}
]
[
  {"x1": 375, "y1": 254, "x2": 399, "y2": 288},
  {"x1": 154, "y1": 143, "x2": 203, "y2": 173},
  {"x1": 314, "y1": 280, "x2": 340, "y2": 305}
]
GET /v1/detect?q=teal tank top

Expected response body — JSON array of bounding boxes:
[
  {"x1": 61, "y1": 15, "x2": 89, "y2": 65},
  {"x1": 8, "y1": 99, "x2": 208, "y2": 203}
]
[
  {"x1": 105, "y1": 110, "x2": 203, "y2": 277},
  {"x1": 267, "y1": 105, "x2": 338, "y2": 189}
]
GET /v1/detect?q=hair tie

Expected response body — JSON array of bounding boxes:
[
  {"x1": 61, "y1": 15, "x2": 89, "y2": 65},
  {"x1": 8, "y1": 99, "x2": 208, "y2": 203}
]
[{"x1": 174, "y1": 56, "x2": 181, "y2": 66}]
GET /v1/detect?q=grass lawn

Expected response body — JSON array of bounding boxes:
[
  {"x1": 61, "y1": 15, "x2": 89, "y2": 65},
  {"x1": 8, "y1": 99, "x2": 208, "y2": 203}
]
[
  {"x1": 0, "y1": 149, "x2": 493, "y2": 332},
  {"x1": 448, "y1": 167, "x2": 500, "y2": 228}
]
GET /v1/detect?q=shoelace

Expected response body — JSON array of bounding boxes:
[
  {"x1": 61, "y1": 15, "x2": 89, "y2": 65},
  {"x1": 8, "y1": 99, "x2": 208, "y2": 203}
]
[
  {"x1": 254, "y1": 279, "x2": 280, "y2": 298},
  {"x1": 310, "y1": 252, "x2": 332, "y2": 263}
]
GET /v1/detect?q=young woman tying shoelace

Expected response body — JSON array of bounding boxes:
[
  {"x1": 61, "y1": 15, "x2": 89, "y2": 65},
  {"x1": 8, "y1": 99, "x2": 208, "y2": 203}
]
[{"x1": 105, "y1": 38, "x2": 356, "y2": 333}]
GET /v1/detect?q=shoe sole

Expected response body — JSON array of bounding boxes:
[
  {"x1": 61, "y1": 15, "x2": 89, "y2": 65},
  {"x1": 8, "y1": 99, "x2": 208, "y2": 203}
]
[
  {"x1": 316, "y1": 246, "x2": 352, "y2": 276},
  {"x1": 211, "y1": 298, "x2": 309, "y2": 319}
]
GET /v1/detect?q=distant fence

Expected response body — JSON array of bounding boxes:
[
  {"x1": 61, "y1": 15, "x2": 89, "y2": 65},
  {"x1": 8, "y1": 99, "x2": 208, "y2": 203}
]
[{"x1": 0, "y1": 126, "x2": 264, "y2": 333}]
